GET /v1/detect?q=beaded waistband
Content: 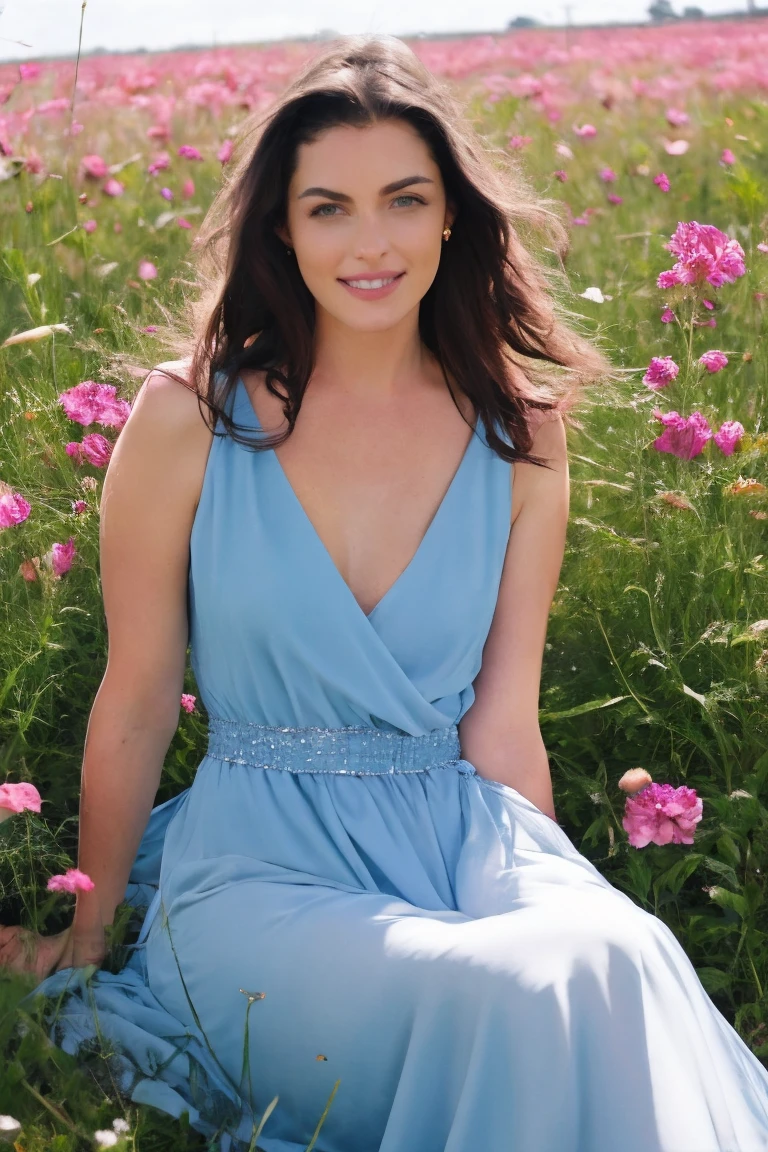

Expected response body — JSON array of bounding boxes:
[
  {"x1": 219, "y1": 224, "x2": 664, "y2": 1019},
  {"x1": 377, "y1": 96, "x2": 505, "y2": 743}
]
[{"x1": 205, "y1": 719, "x2": 463, "y2": 776}]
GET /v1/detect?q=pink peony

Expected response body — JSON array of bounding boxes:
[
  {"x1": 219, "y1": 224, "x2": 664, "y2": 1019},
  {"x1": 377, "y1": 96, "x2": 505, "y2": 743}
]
[
  {"x1": 0, "y1": 782, "x2": 42, "y2": 822},
  {"x1": 59, "y1": 381, "x2": 131, "y2": 429},
  {"x1": 643, "y1": 356, "x2": 679, "y2": 389},
  {"x1": 102, "y1": 178, "x2": 124, "y2": 197},
  {"x1": 660, "y1": 307, "x2": 676, "y2": 323},
  {"x1": 0, "y1": 491, "x2": 32, "y2": 529},
  {"x1": 47, "y1": 868, "x2": 95, "y2": 894},
  {"x1": 666, "y1": 108, "x2": 689, "y2": 127},
  {"x1": 42, "y1": 536, "x2": 77, "y2": 577},
  {"x1": 720, "y1": 148, "x2": 736, "y2": 166},
  {"x1": 80, "y1": 154, "x2": 108, "y2": 179},
  {"x1": 217, "y1": 138, "x2": 234, "y2": 164},
  {"x1": 656, "y1": 221, "x2": 747, "y2": 290},
  {"x1": 138, "y1": 260, "x2": 158, "y2": 280},
  {"x1": 714, "y1": 420, "x2": 744, "y2": 456},
  {"x1": 598, "y1": 166, "x2": 617, "y2": 183},
  {"x1": 654, "y1": 172, "x2": 671, "y2": 192},
  {"x1": 622, "y1": 782, "x2": 703, "y2": 848},
  {"x1": 698, "y1": 350, "x2": 728, "y2": 373},
  {"x1": 652, "y1": 409, "x2": 713, "y2": 459},
  {"x1": 66, "y1": 433, "x2": 114, "y2": 468},
  {"x1": 180, "y1": 693, "x2": 197, "y2": 714}
]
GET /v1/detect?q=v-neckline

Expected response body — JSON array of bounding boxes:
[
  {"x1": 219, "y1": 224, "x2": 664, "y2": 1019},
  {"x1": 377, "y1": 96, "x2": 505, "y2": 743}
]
[{"x1": 235, "y1": 374, "x2": 481, "y2": 621}]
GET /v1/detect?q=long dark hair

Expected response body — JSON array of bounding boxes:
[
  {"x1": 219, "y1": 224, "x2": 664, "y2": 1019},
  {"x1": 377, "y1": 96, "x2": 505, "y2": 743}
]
[{"x1": 151, "y1": 33, "x2": 612, "y2": 467}]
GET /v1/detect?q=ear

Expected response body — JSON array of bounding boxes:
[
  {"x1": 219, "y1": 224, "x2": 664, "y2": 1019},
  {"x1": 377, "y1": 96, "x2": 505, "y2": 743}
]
[
  {"x1": 274, "y1": 225, "x2": 291, "y2": 248},
  {"x1": 445, "y1": 200, "x2": 458, "y2": 231}
]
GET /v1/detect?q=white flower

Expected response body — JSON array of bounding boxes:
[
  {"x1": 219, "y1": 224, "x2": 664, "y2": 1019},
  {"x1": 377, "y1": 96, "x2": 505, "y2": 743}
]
[
  {"x1": 555, "y1": 142, "x2": 574, "y2": 159},
  {"x1": 93, "y1": 1131, "x2": 119, "y2": 1148},
  {"x1": 111, "y1": 1119, "x2": 130, "y2": 1135},
  {"x1": 579, "y1": 286, "x2": 605, "y2": 303},
  {"x1": 0, "y1": 1115, "x2": 22, "y2": 1139}
]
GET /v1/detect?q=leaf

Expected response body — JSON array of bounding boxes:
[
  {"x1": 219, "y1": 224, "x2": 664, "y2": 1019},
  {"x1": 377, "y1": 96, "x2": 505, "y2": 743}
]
[
  {"x1": 682, "y1": 682, "x2": 708, "y2": 707},
  {"x1": 539, "y1": 694, "x2": 630, "y2": 723},
  {"x1": 703, "y1": 856, "x2": 740, "y2": 891},
  {"x1": 707, "y1": 886, "x2": 747, "y2": 918},
  {"x1": 653, "y1": 852, "x2": 703, "y2": 898},
  {"x1": 694, "y1": 966, "x2": 734, "y2": 994}
]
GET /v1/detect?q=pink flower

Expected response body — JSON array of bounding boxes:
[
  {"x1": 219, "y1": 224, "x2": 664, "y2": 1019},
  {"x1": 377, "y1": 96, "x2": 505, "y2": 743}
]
[
  {"x1": 0, "y1": 491, "x2": 32, "y2": 529},
  {"x1": 663, "y1": 139, "x2": 689, "y2": 156},
  {"x1": 720, "y1": 148, "x2": 736, "y2": 166},
  {"x1": 47, "y1": 868, "x2": 95, "y2": 894},
  {"x1": 656, "y1": 221, "x2": 747, "y2": 290},
  {"x1": 652, "y1": 409, "x2": 713, "y2": 459},
  {"x1": 19, "y1": 62, "x2": 41, "y2": 82},
  {"x1": 598, "y1": 166, "x2": 617, "y2": 183},
  {"x1": 714, "y1": 420, "x2": 744, "y2": 456},
  {"x1": 553, "y1": 169, "x2": 568, "y2": 182},
  {"x1": 698, "y1": 350, "x2": 728, "y2": 373},
  {"x1": 177, "y1": 217, "x2": 192, "y2": 229},
  {"x1": 147, "y1": 124, "x2": 170, "y2": 142},
  {"x1": 59, "y1": 381, "x2": 131, "y2": 429},
  {"x1": 622, "y1": 782, "x2": 703, "y2": 848},
  {"x1": 66, "y1": 433, "x2": 113, "y2": 468},
  {"x1": 217, "y1": 138, "x2": 234, "y2": 164},
  {"x1": 572, "y1": 215, "x2": 590, "y2": 226},
  {"x1": 142, "y1": 325, "x2": 158, "y2": 333},
  {"x1": 82, "y1": 219, "x2": 97, "y2": 233},
  {"x1": 0, "y1": 782, "x2": 42, "y2": 823},
  {"x1": 180, "y1": 693, "x2": 197, "y2": 714},
  {"x1": 138, "y1": 260, "x2": 158, "y2": 280},
  {"x1": 607, "y1": 194, "x2": 623, "y2": 205},
  {"x1": 102, "y1": 178, "x2": 124, "y2": 197},
  {"x1": 758, "y1": 243, "x2": 768, "y2": 254},
  {"x1": 178, "y1": 144, "x2": 203, "y2": 161},
  {"x1": 666, "y1": 108, "x2": 689, "y2": 127},
  {"x1": 72, "y1": 499, "x2": 88, "y2": 514},
  {"x1": 508, "y1": 135, "x2": 533, "y2": 150},
  {"x1": 643, "y1": 356, "x2": 679, "y2": 388},
  {"x1": 49, "y1": 537, "x2": 76, "y2": 577},
  {"x1": 160, "y1": 187, "x2": 173, "y2": 201},
  {"x1": 147, "y1": 150, "x2": 170, "y2": 174},
  {"x1": 80, "y1": 154, "x2": 108, "y2": 180},
  {"x1": 555, "y1": 142, "x2": 574, "y2": 159},
  {"x1": 660, "y1": 307, "x2": 676, "y2": 323},
  {"x1": 573, "y1": 123, "x2": 597, "y2": 137},
  {"x1": 181, "y1": 179, "x2": 195, "y2": 199},
  {"x1": 702, "y1": 298, "x2": 715, "y2": 310},
  {"x1": 654, "y1": 172, "x2": 671, "y2": 192}
]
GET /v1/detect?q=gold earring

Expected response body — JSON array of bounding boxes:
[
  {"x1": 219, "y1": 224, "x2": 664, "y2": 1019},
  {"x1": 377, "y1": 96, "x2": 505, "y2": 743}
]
[{"x1": 442, "y1": 227, "x2": 451, "y2": 241}]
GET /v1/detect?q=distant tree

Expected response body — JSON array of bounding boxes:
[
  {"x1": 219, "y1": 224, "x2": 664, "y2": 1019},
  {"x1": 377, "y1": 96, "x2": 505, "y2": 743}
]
[
  {"x1": 648, "y1": 0, "x2": 678, "y2": 19},
  {"x1": 506, "y1": 16, "x2": 540, "y2": 28},
  {"x1": 682, "y1": 5, "x2": 704, "y2": 15}
]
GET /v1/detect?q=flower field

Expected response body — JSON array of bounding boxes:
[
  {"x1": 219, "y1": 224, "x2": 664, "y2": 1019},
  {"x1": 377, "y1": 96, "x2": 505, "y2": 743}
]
[{"x1": 1, "y1": 15, "x2": 767, "y2": 1148}]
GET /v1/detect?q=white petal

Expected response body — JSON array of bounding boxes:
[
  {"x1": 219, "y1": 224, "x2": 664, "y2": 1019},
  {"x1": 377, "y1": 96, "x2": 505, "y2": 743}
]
[{"x1": 579, "y1": 287, "x2": 605, "y2": 303}]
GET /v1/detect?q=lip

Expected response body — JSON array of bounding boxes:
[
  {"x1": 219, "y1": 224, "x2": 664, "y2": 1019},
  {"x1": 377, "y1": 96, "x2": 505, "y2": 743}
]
[{"x1": 338, "y1": 271, "x2": 405, "y2": 301}]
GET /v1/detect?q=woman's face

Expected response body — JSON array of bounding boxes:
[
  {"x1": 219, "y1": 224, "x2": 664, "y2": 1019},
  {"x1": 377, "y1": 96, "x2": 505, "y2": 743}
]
[{"x1": 276, "y1": 118, "x2": 455, "y2": 331}]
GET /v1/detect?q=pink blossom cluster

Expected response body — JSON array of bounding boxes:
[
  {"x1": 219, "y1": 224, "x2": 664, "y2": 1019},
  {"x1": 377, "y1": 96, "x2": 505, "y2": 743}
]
[
  {"x1": 622, "y1": 782, "x2": 703, "y2": 848},
  {"x1": 59, "y1": 381, "x2": 131, "y2": 429},
  {"x1": 65, "y1": 433, "x2": 114, "y2": 468},
  {"x1": 657, "y1": 221, "x2": 747, "y2": 290},
  {"x1": 47, "y1": 868, "x2": 95, "y2": 894},
  {"x1": 643, "y1": 356, "x2": 679, "y2": 389},
  {"x1": 652, "y1": 410, "x2": 744, "y2": 458},
  {"x1": 0, "y1": 781, "x2": 42, "y2": 819}
]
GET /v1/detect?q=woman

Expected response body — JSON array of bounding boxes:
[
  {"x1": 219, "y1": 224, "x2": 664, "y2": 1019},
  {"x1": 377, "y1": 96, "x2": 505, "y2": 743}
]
[{"x1": 4, "y1": 32, "x2": 768, "y2": 1152}]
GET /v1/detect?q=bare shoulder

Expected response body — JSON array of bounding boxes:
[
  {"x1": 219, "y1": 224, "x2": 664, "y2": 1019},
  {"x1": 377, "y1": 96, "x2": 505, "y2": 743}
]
[{"x1": 511, "y1": 410, "x2": 568, "y2": 526}]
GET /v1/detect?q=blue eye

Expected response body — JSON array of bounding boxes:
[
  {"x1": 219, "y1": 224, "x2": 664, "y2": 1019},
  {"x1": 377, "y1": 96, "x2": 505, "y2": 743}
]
[{"x1": 309, "y1": 194, "x2": 424, "y2": 218}]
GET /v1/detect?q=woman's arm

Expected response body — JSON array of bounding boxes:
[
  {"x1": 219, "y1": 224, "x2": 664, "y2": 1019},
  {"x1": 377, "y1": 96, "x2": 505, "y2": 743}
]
[
  {"x1": 65, "y1": 363, "x2": 213, "y2": 959},
  {"x1": 458, "y1": 412, "x2": 570, "y2": 822}
]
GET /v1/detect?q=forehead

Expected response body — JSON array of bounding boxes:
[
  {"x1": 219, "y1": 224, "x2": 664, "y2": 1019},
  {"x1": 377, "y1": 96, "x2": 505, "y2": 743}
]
[{"x1": 292, "y1": 120, "x2": 436, "y2": 176}]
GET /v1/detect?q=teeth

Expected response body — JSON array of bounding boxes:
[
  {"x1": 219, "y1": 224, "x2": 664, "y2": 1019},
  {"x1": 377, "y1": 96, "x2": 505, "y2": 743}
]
[{"x1": 345, "y1": 276, "x2": 397, "y2": 289}]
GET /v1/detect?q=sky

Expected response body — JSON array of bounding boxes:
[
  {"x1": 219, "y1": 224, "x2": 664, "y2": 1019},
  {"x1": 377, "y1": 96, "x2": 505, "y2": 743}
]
[{"x1": 0, "y1": 0, "x2": 752, "y2": 62}]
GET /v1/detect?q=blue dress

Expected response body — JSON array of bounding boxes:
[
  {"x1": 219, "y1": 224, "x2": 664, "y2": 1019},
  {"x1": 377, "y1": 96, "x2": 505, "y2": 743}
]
[{"x1": 30, "y1": 372, "x2": 768, "y2": 1152}]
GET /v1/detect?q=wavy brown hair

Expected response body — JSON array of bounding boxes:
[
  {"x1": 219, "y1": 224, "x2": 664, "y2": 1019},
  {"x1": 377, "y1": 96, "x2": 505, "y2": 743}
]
[{"x1": 151, "y1": 32, "x2": 612, "y2": 468}]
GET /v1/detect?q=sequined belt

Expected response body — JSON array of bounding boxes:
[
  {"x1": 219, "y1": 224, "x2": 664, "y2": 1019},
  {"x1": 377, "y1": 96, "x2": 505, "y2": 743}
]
[{"x1": 205, "y1": 718, "x2": 466, "y2": 776}]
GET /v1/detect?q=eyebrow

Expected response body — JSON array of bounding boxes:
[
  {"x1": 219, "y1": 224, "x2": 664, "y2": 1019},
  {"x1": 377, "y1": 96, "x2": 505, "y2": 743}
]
[{"x1": 297, "y1": 175, "x2": 435, "y2": 202}]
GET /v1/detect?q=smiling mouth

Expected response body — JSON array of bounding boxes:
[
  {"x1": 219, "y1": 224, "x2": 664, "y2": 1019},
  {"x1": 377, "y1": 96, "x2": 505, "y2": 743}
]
[{"x1": 338, "y1": 273, "x2": 406, "y2": 288}]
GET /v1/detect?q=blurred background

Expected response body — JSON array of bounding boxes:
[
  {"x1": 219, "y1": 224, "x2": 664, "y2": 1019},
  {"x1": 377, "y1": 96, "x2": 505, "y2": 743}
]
[{"x1": 0, "y1": 0, "x2": 763, "y2": 61}]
